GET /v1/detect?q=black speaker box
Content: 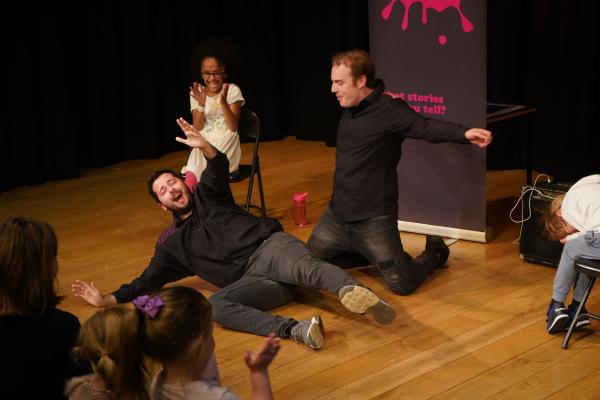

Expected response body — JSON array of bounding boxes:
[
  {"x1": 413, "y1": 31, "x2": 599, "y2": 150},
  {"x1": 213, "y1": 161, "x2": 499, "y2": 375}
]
[{"x1": 519, "y1": 181, "x2": 573, "y2": 267}]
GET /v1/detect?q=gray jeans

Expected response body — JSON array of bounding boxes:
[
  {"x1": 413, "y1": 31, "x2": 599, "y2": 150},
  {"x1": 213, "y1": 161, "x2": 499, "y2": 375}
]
[
  {"x1": 552, "y1": 231, "x2": 600, "y2": 303},
  {"x1": 208, "y1": 232, "x2": 358, "y2": 337},
  {"x1": 308, "y1": 207, "x2": 441, "y2": 295}
]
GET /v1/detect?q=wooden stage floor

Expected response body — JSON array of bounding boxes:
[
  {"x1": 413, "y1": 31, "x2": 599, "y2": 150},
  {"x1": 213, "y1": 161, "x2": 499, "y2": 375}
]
[{"x1": 1, "y1": 136, "x2": 598, "y2": 399}]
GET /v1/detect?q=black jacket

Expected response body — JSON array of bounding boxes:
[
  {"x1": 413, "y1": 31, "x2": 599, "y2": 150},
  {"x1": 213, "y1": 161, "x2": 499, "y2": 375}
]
[{"x1": 113, "y1": 151, "x2": 282, "y2": 303}]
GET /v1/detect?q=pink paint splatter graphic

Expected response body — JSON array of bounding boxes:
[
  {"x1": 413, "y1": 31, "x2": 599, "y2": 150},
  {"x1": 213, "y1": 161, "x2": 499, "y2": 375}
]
[{"x1": 380, "y1": 0, "x2": 474, "y2": 45}]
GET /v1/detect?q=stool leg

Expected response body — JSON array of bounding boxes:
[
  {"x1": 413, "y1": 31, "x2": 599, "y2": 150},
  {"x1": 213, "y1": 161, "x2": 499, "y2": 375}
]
[{"x1": 562, "y1": 276, "x2": 595, "y2": 349}]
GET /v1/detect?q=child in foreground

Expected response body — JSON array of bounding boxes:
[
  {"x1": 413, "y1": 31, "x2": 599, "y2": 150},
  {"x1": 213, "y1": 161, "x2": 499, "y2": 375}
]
[{"x1": 67, "y1": 286, "x2": 279, "y2": 400}]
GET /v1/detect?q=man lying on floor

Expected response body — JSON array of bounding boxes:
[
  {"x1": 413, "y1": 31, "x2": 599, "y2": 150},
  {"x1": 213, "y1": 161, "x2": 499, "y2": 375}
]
[{"x1": 72, "y1": 117, "x2": 395, "y2": 350}]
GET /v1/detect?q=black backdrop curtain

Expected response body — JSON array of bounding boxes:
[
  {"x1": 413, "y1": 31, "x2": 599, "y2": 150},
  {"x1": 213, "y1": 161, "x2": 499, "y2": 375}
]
[
  {"x1": 2, "y1": 1, "x2": 368, "y2": 192},
  {"x1": 487, "y1": 0, "x2": 599, "y2": 181},
  {"x1": 2, "y1": 0, "x2": 598, "y2": 192}
]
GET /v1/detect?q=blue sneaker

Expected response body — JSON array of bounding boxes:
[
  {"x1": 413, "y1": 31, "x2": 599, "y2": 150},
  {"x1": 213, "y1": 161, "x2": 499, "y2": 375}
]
[
  {"x1": 546, "y1": 301, "x2": 569, "y2": 334},
  {"x1": 566, "y1": 302, "x2": 591, "y2": 330}
]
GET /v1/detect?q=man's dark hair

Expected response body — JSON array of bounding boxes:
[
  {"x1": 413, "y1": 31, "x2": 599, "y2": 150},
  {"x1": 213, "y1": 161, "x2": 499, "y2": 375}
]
[{"x1": 147, "y1": 169, "x2": 184, "y2": 203}]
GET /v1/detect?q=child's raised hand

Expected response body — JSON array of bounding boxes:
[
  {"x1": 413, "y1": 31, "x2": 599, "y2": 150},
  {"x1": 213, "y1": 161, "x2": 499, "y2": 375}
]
[
  {"x1": 190, "y1": 82, "x2": 206, "y2": 107},
  {"x1": 244, "y1": 333, "x2": 280, "y2": 372},
  {"x1": 219, "y1": 83, "x2": 229, "y2": 105}
]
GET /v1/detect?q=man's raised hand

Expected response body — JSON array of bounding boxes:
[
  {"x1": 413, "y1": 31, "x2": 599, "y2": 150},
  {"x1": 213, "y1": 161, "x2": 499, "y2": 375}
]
[{"x1": 176, "y1": 118, "x2": 217, "y2": 159}]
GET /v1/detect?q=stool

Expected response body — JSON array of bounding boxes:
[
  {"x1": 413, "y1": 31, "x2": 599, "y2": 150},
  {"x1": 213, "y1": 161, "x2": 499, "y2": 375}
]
[{"x1": 561, "y1": 257, "x2": 600, "y2": 349}]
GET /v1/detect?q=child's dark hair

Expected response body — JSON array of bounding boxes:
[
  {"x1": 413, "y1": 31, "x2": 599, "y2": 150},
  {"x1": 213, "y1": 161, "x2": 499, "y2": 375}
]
[
  {"x1": 189, "y1": 38, "x2": 240, "y2": 83},
  {"x1": 73, "y1": 305, "x2": 150, "y2": 400},
  {"x1": 139, "y1": 286, "x2": 212, "y2": 363},
  {"x1": 0, "y1": 217, "x2": 62, "y2": 317}
]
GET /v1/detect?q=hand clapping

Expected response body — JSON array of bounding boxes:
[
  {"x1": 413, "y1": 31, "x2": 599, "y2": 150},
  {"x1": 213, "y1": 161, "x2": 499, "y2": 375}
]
[
  {"x1": 190, "y1": 82, "x2": 206, "y2": 107},
  {"x1": 244, "y1": 333, "x2": 281, "y2": 372},
  {"x1": 219, "y1": 83, "x2": 229, "y2": 105}
]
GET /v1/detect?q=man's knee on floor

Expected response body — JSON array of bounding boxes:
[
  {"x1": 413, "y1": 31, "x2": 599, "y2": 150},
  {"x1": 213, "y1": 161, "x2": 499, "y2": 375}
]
[{"x1": 376, "y1": 259, "x2": 414, "y2": 295}]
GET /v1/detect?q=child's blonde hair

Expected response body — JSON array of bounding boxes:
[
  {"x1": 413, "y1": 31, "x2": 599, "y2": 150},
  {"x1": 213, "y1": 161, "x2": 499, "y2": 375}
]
[
  {"x1": 74, "y1": 305, "x2": 149, "y2": 400},
  {"x1": 542, "y1": 193, "x2": 567, "y2": 241}
]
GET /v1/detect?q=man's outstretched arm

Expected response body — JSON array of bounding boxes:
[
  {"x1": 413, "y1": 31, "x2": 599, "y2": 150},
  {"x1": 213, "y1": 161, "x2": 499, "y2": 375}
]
[
  {"x1": 464, "y1": 128, "x2": 493, "y2": 148},
  {"x1": 72, "y1": 254, "x2": 190, "y2": 307},
  {"x1": 71, "y1": 280, "x2": 117, "y2": 307},
  {"x1": 387, "y1": 100, "x2": 492, "y2": 147}
]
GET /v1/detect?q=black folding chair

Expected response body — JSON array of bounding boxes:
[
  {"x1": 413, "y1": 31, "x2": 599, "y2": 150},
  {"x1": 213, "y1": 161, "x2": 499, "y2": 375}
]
[
  {"x1": 229, "y1": 108, "x2": 266, "y2": 215},
  {"x1": 562, "y1": 257, "x2": 600, "y2": 349}
]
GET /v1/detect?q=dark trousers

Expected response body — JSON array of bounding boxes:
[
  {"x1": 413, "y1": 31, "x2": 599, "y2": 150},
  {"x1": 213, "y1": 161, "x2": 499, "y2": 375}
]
[
  {"x1": 208, "y1": 232, "x2": 358, "y2": 337},
  {"x1": 307, "y1": 207, "x2": 439, "y2": 295}
]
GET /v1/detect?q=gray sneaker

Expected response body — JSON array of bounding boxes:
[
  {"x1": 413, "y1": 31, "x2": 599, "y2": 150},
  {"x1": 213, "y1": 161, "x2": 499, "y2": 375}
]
[
  {"x1": 290, "y1": 315, "x2": 325, "y2": 350},
  {"x1": 338, "y1": 285, "x2": 396, "y2": 325}
]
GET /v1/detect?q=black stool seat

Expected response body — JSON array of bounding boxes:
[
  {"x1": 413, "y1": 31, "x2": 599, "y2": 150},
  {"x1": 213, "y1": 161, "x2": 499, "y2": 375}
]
[{"x1": 562, "y1": 257, "x2": 600, "y2": 349}]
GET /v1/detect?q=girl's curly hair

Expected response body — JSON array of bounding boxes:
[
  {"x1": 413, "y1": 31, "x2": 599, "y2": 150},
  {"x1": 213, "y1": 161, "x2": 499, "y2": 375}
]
[{"x1": 189, "y1": 38, "x2": 240, "y2": 83}]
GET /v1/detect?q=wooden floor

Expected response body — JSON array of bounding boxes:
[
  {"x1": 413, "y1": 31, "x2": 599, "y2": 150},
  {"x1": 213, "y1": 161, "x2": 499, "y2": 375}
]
[{"x1": 2, "y1": 137, "x2": 599, "y2": 399}]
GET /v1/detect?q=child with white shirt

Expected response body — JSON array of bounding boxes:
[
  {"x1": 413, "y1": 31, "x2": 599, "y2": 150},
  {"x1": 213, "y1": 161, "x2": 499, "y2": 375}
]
[
  {"x1": 543, "y1": 174, "x2": 600, "y2": 333},
  {"x1": 140, "y1": 287, "x2": 279, "y2": 400}
]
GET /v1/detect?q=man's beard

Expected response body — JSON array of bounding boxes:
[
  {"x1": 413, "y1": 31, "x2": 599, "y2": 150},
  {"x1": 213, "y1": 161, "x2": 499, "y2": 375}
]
[{"x1": 166, "y1": 201, "x2": 193, "y2": 217}]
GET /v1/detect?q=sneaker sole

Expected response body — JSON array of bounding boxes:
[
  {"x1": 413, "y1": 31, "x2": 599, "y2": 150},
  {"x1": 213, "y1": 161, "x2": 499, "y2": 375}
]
[
  {"x1": 339, "y1": 286, "x2": 396, "y2": 325},
  {"x1": 306, "y1": 316, "x2": 325, "y2": 350},
  {"x1": 547, "y1": 313, "x2": 570, "y2": 334},
  {"x1": 563, "y1": 318, "x2": 591, "y2": 331}
]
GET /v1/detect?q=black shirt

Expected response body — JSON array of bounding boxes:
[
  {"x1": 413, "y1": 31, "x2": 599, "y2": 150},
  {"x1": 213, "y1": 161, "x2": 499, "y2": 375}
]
[
  {"x1": 331, "y1": 80, "x2": 470, "y2": 221},
  {"x1": 0, "y1": 308, "x2": 82, "y2": 399},
  {"x1": 113, "y1": 151, "x2": 283, "y2": 303}
]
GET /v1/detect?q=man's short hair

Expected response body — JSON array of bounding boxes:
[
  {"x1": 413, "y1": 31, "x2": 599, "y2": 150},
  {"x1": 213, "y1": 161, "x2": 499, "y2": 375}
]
[
  {"x1": 331, "y1": 49, "x2": 377, "y2": 88},
  {"x1": 147, "y1": 168, "x2": 184, "y2": 203}
]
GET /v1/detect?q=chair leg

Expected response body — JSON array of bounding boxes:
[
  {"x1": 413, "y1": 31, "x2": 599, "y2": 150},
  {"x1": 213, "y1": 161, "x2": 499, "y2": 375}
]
[
  {"x1": 256, "y1": 163, "x2": 266, "y2": 215},
  {"x1": 244, "y1": 168, "x2": 256, "y2": 213},
  {"x1": 562, "y1": 276, "x2": 595, "y2": 349}
]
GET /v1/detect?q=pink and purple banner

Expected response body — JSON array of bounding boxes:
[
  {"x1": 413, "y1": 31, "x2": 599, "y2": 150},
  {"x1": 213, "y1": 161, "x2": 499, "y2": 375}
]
[{"x1": 369, "y1": 0, "x2": 488, "y2": 240}]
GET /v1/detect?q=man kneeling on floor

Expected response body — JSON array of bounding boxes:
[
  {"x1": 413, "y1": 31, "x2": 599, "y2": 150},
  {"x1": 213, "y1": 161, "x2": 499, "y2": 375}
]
[{"x1": 72, "y1": 117, "x2": 395, "y2": 350}]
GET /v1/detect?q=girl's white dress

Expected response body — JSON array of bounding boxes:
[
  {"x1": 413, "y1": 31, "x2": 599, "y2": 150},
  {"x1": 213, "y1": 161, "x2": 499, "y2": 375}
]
[{"x1": 182, "y1": 83, "x2": 244, "y2": 181}]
